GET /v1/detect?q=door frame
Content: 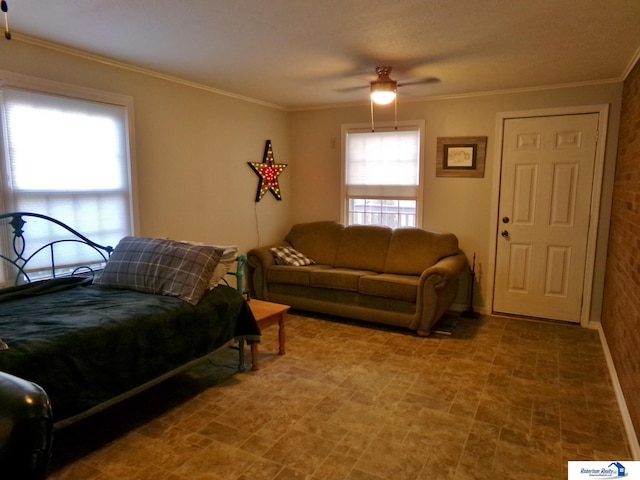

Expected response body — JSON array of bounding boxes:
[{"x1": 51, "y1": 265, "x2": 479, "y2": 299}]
[{"x1": 487, "y1": 105, "x2": 610, "y2": 328}]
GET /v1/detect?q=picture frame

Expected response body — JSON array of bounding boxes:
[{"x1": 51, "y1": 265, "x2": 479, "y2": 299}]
[{"x1": 436, "y1": 136, "x2": 487, "y2": 178}]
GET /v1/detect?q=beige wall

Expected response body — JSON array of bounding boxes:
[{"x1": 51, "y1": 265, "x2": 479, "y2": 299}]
[
  {"x1": 0, "y1": 38, "x2": 293, "y2": 254},
  {"x1": 0, "y1": 37, "x2": 625, "y2": 321},
  {"x1": 290, "y1": 84, "x2": 623, "y2": 316}
]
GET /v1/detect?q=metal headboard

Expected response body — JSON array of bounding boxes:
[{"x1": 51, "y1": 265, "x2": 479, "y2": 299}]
[
  {"x1": 0, "y1": 212, "x2": 246, "y2": 293},
  {"x1": 0, "y1": 212, "x2": 115, "y2": 285},
  {"x1": 222, "y1": 254, "x2": 246, "y2": 294}
]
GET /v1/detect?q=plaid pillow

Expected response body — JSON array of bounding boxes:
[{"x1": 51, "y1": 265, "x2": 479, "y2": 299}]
[
  {"x1": 177, "y1": 241, "x2": 238, "y2": 289},
  {"x1": 270, "y1": 246, "x2": 315, "y2": 266},
  {"x1": 95, "y1": 236, "x2": 223, "y2": 305}
]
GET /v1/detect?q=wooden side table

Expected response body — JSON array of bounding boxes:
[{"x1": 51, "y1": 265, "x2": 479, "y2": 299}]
[{"x1": 248, "y1": 299, "x2": 290, "y2": 371}]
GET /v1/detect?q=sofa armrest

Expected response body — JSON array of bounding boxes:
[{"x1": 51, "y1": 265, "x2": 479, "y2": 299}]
[
  {"x1": 247, "y1": 245, "x2": 278, "y2": 270},
  {"x1": 415, "y1": 251, "x2": 468, "y2": 335},
  {"x1": 246, "y1": 244, "x2": 280, "y2": 300},
  {"x1": 420, "y1": 251, "x2": 469, "y2": 288}
]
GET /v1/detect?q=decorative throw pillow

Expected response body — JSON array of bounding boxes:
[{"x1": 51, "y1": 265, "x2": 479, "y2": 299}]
[
  {"x1": 95, "y1": 236, "x2": 224, "y2": 305},
  {"x1": 270, "y1": 246, "x2": 315, "y2": 266}
]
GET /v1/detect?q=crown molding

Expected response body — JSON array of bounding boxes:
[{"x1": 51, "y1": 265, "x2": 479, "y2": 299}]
[{"x1": 13, "y1": 33, "x2": 288, "y2": 111}]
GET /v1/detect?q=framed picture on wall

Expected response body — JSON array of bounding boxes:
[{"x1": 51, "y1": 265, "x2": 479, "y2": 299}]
[{"x1": 436, "y1": 136, "x2": 487, "y2": 178}]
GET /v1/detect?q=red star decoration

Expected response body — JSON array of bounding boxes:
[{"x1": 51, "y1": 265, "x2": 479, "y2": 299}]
[{"x1": 248, "y1": 140, "x2": 287, "y2": 201}]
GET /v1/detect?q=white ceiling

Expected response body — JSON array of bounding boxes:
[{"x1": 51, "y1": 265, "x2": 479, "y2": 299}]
[{"x1": 6, "y1": 0, "x2": 640, "y2": 109}]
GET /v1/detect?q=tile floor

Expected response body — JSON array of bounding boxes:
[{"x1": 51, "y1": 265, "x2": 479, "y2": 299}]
[{"x1": 47, "y1": 312, "x2": 632, "y2": 480}]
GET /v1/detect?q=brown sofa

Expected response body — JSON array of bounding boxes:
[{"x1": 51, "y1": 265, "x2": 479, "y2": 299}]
[{"x1": 246, "y1": 221, "x2": 468, "y2": 336}]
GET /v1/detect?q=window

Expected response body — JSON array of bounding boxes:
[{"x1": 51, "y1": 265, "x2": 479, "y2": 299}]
[
  {"x1": 342, "y1": 122, "x2": 424, "y2": 228},
  {"x1": 0, "y1": 76, "x2": 136, "y2": 282}
]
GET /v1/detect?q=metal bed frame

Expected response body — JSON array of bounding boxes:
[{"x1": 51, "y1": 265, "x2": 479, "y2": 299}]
[
  {"x1": 0, "y1": 211, "x2": 246, "y2": 291},
  {"x1": 0, "y1": 212, "x2": 252, "y2": 479}
]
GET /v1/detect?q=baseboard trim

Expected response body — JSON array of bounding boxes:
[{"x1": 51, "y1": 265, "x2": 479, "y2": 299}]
[
  {"x1": 590, "y1": 321, "x2": 640, "y2": 459},
  {"x1": 450, "y1": 303, "x2": 489, "y2": 315}
]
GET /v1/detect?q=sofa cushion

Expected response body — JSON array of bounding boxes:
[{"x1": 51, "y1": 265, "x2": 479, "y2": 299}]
[
  {"x1": 334, "y1": 225, "x2": 391, "y2": 272},
  {"x1": 267, "y1": 264, "x2": 332, "y2": 286},
  {"x1": 309, "y1": 268, "x2": 375, "y2": 292},
  {"x1": 359, "y1": 274, "x2": 419, "y2": 302},
  {"x1": 285, "y1": 221, "x2": 345, "y2": 266},
  {"x1": 384, "y1": 228, "x2": 459, "y2": 275}
]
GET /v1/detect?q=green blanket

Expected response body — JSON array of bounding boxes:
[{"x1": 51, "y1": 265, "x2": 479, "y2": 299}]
[{"x1": 0, "y1": 279, "x2": 259, "y2": 422}]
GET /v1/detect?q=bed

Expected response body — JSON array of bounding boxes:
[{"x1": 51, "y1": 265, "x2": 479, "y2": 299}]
[{"x1": 0, "y1": 212, "x2": 260, "y2": 476}]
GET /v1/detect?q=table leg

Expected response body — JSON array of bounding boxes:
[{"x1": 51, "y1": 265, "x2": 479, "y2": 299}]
[
  {"x1": 278, "y1": 315, "x2": 286, "y2": 355},
  {"x1": 238, "y1": 338, "x2": 246, "y2": 372},
  {"x1": 250, "y1": 343, "x2": 259, "y2": 371}
]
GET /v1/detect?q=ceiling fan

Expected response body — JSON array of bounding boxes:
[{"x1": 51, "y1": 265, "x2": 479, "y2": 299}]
[
  {"x1": 364, "y1": 66, "x2": 437, "y2": 131},
  {"x1": 339, "y1": 66, "x2": 438, "y2": 104},
  {"x1": 370, "y1": 66, "x2": 398, "y2": 105},
  {"x1": 370, "y1": 66, "x2": 441, "y2": 103}
]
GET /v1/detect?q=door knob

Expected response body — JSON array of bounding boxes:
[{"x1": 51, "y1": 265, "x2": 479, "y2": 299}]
[
  {"x1": 501, "y1": 230, "x2": 509, "y2": 238},
  {"x1": 502, "y1": 216, "x2": 510, "y2": 224}
]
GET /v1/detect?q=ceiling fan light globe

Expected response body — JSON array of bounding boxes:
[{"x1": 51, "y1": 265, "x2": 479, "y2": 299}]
[
  {"x1": 370, "y1": 91, "x2": 396, "y2": 104},
  {"x1": 371, "y1": 90, "x2": 396, "y2": 105},
  {"x1": 370, "y1": 76, "x2": 397, "y2": 105}
]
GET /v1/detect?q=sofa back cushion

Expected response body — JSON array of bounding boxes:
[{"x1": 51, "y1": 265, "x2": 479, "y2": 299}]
[
  {"x1": 334, "y1": 225, "x2": 392, "y2": 272},
  {"x1": 384, "y1": 228, "x2": 459, "y2": 275},
  {"x1": 285, "y1": 221, "x2": 345, "y2": 266}
]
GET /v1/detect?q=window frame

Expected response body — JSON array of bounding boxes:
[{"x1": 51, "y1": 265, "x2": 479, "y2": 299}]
[
  {"x1": 340, "y1": 120, "x2": 425, "y2": 228},
  {"x1": 0, "y1": 69, "x2": 139, "y2": 234},
  {"x1": 0, "y1": 70, "x2": 139, "y2": 284}
]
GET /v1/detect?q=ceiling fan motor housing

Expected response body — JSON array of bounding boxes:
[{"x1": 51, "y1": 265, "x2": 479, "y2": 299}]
[{"x1": 370, "y1": 66, "x2": 397, "y2": 104}]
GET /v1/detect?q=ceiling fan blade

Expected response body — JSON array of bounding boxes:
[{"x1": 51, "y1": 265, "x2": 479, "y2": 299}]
[
  {"x1": 397, "y1": 77, "x2": 440, "y2": 87},
  {"x1": 335, "y1": 85, "x2": 369, "y2": 93}
]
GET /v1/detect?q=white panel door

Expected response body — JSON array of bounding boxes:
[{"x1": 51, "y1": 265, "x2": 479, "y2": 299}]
[{"x1": 493, "y1": 113, "x2": 598, "y2": 322}]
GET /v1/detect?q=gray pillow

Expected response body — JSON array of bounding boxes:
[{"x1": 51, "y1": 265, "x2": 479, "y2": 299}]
[{"x1": 95, "y1": 236, "x2": 223, "y2": 305}]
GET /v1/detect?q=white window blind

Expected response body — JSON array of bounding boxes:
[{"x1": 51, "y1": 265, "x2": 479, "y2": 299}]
[
  {"x1": 346, "y1": 129, "x2": 420, "y2": 188},
  {"x1": 343, "y1": 126, "x2": 422, "y2": 228},
  {"x1": 0, "y1": 86, "x2": 134, "y2": 279}
]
